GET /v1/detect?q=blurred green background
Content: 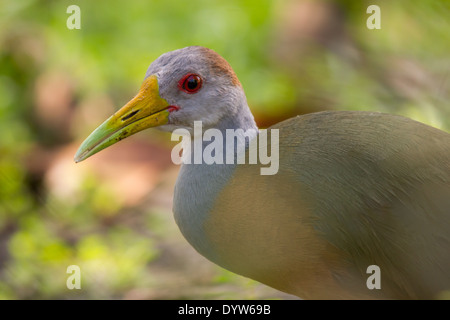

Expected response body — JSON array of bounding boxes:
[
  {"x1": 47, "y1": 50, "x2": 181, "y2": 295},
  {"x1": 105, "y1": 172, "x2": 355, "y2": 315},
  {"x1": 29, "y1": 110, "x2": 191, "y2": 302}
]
[{"x1": 0, "y1": 0, "x2": 449, "y2": 299}]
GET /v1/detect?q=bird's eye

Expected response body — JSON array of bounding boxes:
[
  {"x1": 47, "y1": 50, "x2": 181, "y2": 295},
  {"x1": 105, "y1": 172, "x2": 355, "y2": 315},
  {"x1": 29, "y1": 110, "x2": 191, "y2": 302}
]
[{"x1": 179, "y1": 74, "x2": 202, "y2": 94}]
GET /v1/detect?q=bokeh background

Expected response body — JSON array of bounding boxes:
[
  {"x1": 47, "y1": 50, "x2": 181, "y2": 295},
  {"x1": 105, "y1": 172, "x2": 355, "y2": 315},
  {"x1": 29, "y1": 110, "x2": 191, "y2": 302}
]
[{"x1": 0, "y1": 0, "x2": 449, "y2": 299}]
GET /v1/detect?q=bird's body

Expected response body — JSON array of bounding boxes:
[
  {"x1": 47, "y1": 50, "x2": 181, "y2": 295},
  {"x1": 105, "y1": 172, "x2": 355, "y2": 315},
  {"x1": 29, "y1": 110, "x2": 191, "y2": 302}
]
[
  {"x1": 175, "y1": 111, "x2": 450, "y2": 299},
  {"x1": 75, "y1": 46, "x2": 450, "y2": 299}
]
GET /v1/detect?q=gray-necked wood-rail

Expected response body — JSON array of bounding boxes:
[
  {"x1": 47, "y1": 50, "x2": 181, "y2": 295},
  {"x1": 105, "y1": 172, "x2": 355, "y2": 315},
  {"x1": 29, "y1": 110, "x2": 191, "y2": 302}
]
[{"x1": 74, "y1": 46, "x2": 450, "y2": 299}]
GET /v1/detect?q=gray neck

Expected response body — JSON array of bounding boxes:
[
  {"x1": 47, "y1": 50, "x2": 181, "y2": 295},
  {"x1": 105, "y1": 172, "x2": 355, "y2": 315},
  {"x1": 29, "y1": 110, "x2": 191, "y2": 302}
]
[{"x1": 172, "y1": 104, "x2": 257, "y2": 260}]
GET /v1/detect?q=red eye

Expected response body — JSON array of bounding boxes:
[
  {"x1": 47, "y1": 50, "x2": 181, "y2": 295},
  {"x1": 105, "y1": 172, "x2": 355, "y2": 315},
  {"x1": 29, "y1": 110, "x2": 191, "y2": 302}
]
[{"x1": 179, "y1": 74, "x2": 202, "y2": 93}]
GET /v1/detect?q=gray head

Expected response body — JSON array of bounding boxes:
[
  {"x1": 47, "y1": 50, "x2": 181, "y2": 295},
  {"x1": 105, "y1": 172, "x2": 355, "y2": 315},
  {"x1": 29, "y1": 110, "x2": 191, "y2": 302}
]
[
  {"x1": 146, "y1": 46, "x2": 252, "y2": 133},
  {"x1": 74, "y1": 46, "x2": 256, "y2": 162}
]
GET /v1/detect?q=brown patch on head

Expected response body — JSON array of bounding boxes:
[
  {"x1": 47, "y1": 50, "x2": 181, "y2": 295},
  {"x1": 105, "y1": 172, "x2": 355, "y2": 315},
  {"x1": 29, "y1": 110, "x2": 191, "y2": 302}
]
[{"x1": 197, "y1": 47, "x2": 241, "y2": 87}]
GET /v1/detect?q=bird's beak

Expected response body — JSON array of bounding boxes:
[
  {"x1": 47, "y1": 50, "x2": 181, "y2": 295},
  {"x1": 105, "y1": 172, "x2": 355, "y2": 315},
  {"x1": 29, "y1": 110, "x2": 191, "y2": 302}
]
[{"x1": 74, "y1": 75, "x2": 169, "y2": 163}]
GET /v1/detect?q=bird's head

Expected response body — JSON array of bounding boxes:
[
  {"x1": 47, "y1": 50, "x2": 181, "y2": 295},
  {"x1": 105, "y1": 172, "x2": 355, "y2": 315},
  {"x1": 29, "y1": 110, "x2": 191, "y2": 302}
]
[{"x1": 74, "y1": 46, "x2": 248, "y2": 163}]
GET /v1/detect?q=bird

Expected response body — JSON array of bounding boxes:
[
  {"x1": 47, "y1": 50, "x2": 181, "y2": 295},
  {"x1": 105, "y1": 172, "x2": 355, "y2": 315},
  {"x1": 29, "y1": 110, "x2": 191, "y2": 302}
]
[{"x1": 74, "y1": 46, "x2": 450, "y2": 299}]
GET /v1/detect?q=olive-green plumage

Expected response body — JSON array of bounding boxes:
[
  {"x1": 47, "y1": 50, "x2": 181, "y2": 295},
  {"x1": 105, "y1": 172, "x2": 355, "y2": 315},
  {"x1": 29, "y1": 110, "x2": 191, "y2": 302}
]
[{"x1": 206, "y1": 111, "x2": 450, "y2": 299}]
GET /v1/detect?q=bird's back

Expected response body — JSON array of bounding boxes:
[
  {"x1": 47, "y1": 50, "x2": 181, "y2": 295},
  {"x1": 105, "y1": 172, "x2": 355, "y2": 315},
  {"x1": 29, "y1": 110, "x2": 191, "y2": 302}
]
[{"x1": 206, "y1": 111, "x2": 450, "y2": 299}]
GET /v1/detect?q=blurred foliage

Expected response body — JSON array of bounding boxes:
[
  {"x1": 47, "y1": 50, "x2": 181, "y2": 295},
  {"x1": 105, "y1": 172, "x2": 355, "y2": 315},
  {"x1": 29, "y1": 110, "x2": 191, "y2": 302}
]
[{"x1": 0, "y1": 0, "x2": 449, "y2": 299}]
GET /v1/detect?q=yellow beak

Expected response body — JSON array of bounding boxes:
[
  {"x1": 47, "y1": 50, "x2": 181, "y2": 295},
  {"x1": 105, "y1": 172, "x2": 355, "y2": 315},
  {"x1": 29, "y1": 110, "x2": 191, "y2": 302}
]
[{"x1": 74, "y1": 75, "x2": 170, "y2": 163}]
